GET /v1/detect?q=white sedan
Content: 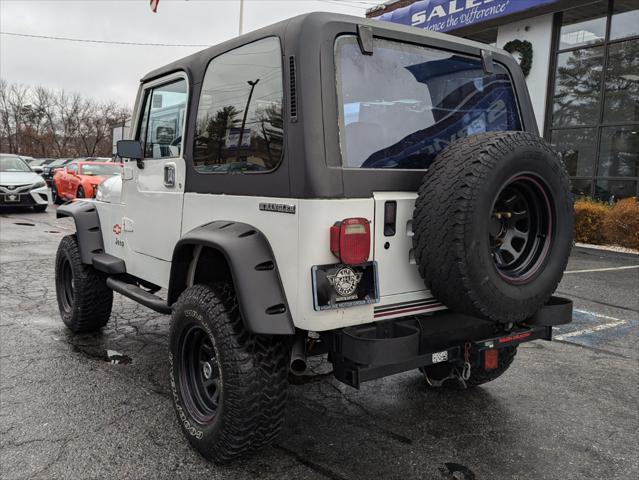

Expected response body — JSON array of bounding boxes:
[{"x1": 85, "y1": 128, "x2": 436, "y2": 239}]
[{"x1": 0, "y1": 154, "x2": 50, "y2": 212}]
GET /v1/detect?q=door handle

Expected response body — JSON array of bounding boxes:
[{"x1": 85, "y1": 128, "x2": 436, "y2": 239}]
[{"x1": 164, "y1": 163, "x2": 176, "y2": 188}]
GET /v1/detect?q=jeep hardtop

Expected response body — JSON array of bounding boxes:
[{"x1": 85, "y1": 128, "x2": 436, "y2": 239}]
[{"x1": 54, "y1": 12, "x2": 574, "y2": 463}]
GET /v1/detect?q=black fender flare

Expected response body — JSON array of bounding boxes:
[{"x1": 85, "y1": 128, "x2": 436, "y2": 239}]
[
  {"x1": 56, "y1": 201, "x2": 104, "y2": 265},
  {"x1": 168, "y1": 221, "x2": 295, "y2": 335}
]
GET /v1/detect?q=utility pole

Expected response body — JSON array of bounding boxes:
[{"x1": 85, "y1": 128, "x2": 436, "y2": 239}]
[
  {"x1": 236, "y1": 78, "x2": 259, "y2": 163},
  {"x1": 238, "y1": 0, "x2": 244, "y2": 35}
]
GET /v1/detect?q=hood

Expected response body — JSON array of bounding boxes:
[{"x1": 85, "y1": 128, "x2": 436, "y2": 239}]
[{"x1": 0, "y1": 171, "x2": 43, "y2": 186}]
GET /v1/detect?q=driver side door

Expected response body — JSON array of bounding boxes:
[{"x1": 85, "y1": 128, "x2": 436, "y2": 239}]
[{"x1": 121, "y1": 74, "x2": 188, "y2": 266}]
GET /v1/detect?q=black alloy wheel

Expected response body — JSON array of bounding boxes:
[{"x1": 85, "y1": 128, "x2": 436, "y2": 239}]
[
  {"x1": 58, "y1": 254, "x2": 75, "y2": 313},
  {"x1": 178, "y1": 324, "x2": 221, "y2": 424},
  {"x1": 489, "y1": 174, "x2": 554, "y2": 284},
  {"x1": 77, "y1": 186, "x2": 85, "y2": 199}
]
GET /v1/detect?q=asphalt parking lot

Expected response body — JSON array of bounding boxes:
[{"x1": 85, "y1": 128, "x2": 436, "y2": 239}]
[{"x1": 1, "y1": 203, "x2": 638, "y2": 480}]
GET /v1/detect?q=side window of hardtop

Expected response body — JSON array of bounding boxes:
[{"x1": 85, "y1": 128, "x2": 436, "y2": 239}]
[
  {"x1": 193, "y1": 37, "x2": 284, "y2": 174},
  {"x1": 137, "y1": 78, "x2": 188, "y2": 160},
  {"x1": 67, "y1": 163, "x2": 78, "y2": 174}
]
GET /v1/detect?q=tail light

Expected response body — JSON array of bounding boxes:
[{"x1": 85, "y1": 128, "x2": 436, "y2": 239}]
[
  {"x1": 330, "y1": 218, "x2": 370, "y2": 265},
  {"x1": 484, "y1": 349, "x2": 499, "y2": 370}
]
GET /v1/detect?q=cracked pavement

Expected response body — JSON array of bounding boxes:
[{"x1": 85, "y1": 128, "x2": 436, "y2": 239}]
[{"x1": 1, "y1": 205, "x2": 638, "y2": 479}]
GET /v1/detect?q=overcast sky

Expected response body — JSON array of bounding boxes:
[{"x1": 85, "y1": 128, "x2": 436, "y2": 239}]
[{"x1": 0, "y1": 0, "x2": 375, "y2": 106}]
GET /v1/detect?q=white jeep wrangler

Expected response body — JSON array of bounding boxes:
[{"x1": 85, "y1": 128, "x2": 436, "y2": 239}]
[{"x1": 54, "y1": 13, "x2": 574, "y2": 463}]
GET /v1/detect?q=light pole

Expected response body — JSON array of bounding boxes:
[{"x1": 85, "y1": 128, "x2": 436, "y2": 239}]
[
  {"x1": 238, "y1": 0, "x2": 244, "y2": 35},
  {"x1": 236, "y1": 78, "x2": 259, "y2": 163}
]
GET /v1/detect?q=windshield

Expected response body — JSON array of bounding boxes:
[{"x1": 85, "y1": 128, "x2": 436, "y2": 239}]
[
  {"x1": 80, "y1": 164, "x2": 121, "y2": 176},
  {"x1": 336, "y1": 36, "x2": 522, "y2": 169},
  {"x1": 48, "y1": 159, "x2": 68, "y2": 167},
  {"x1": 0, "y1": 155, "x2": 31, "y2": 172}
]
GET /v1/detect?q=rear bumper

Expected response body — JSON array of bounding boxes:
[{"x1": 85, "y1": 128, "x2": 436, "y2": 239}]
[{"x1": 328, "y1": 296, "x2": 572, "y2": 388}]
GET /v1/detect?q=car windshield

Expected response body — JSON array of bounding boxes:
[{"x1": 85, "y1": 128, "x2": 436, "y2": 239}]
[
  {"x1": 335, "y1": 36, "x2": 522, "y2": 169},
  {"x1": 48, "y1": 159, "x2": 68, "y2": 167},
  {"x1": 80, "y1": 164, "x2": 121, "y2": 176},
  {"x1": 0, "y1": 155, "x2": 31, "y2": 172}
]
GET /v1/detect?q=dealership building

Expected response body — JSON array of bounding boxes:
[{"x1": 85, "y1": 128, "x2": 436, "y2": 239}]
[{"x1": 367, "y1": 0, "x2": 638, "y2": 200}]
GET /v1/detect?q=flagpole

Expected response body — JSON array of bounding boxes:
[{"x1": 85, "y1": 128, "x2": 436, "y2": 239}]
[{"x1": 238, "y1": 0, "x2": 244, "y2": 35}]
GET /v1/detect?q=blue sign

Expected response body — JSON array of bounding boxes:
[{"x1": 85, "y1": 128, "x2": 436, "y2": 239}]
[{"x1": 378, "y1": 0, "x2": 560, "y2": 33}]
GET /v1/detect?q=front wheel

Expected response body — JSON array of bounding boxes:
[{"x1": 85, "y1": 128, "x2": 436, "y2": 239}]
[
  {"x1": 169, "y1": 283, "x2": 289, "y2": 464},
  {"x1": 76, "y1": 186, "x2": 85, "y2": 199},
  {"x1": 55, "y1": 235, "x2": 113, "y2": 332}
]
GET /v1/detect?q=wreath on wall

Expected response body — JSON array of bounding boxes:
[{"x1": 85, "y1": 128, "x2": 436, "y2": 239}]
[{"x1": 503, "y1": 39, "x2": 533, "y2": 77}]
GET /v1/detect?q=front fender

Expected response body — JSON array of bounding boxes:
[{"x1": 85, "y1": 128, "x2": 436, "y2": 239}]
[
  {"x1": 56, "y1": 200, "x2": 104, "y2": 264},
  {"x1": 169, "y1": 221, "x2": 295, "y2": 335}
]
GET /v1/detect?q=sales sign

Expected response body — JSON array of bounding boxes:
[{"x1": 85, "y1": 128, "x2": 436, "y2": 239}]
[{"x1": 377, "y1": 0, "x2": 561, "y2": 33}]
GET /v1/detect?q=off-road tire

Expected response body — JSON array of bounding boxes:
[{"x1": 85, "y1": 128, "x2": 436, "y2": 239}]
[
  {"x1": 33, "y1": 204, "x2": 47, "y2": 212},
  {"x1": 55, "y1": 234, "x2": 113, "y2": 332},
  {"x1": 169, "y1": 282, "x2": 289, "y2": 464},
  {"x1": 77, "y1": 186, "x2": 85, "y2": 199},
  {"x1": 420, "y1": 346, "x2": 517, "y2": 389},
  {"x1": 413, "y1": 132, "x2": 573, "y2": 323}
]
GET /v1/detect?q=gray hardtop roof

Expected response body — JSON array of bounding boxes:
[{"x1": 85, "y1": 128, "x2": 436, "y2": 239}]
[{"x1": 140, "y1": 11, "x2": 502, "y2": 83}]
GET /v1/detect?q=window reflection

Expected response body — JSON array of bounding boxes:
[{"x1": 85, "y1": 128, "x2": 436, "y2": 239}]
[
  {"x1": 559, "y1": 2, "x2": 607, "y2": 50},
  {"x1": 598, "y1": 126, "x2": 639, "y2": 177},
  {"x1": 551, "y1": 128, "x2": 597, "y2": 176},
  {"x1": 611, "y1": 0, "x2": 639, "y2": 40},
  {"x1": 604, "y1": 39, "x2": 639, "y2": 123},
  {"x1": 595, "y1": 179, "x2": 638, "y2": 201},
  {"x1": 193, "y1": 37, "x2": 283, "y2": 173},
  {"x1": 570, "y1": 178, "x2": 593, "y2": 198},
  {"x1": 552, "y1": 47, "x2": 604, "y2": 127}
]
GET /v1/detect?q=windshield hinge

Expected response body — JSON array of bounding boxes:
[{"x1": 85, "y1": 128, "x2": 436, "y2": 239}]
[
  {"x1": 357, "y1": 25, "x2": 374, "y2": 55},
  {"x1": 481, "y1": 49, "x2": 495, "y2": 74}
]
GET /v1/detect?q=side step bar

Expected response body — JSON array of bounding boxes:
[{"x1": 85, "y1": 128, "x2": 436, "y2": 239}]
[{"x1": 106, "y1": 276, "x2": 172, "y2": 314}]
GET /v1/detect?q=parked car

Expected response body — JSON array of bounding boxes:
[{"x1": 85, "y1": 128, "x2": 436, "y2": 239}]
[
  {"x1": 42, "y1": 158, "x2": 74, "y2": 186},
  {"x1": 54, "y1": 13, "x2": 574, "y2": 463},
  {"x1": 51, "y1": 161, "x2": 122, "y2": 203},
  {"x1": 0, "y1": 153, "x2": 49, "y2": 211}
]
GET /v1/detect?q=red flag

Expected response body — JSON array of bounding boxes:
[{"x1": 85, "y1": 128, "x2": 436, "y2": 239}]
[{"x1": 150, "y1": 0, "x2": 159, "y2": 13}]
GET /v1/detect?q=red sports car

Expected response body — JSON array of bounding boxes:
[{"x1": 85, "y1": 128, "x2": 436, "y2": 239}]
[{"x1": 52, "y1": 161, "x2": 122, "y2": 203}]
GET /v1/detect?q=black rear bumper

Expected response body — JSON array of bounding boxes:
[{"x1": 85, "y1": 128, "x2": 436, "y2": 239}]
[{"x1": 329, "y1": 296, "x2": 572, "y2": 388}]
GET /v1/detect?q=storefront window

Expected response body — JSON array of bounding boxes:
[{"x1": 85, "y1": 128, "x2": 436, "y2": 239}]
[
  {"x1": 559, "y1": 2, "x2": 607, "y2": 50},
  {"x1": 603, "y1": 39, "x2": 639, "y2": 123},
  {"x1": 571, "y1": 178, "x2": 594, "y2": 198},
  {"x1": 551, "y1": 128, "x2": 597, "y2": 176},
  {"x1": 552, "y1": 47, "x2": 604, "y2": 127},
  {"x1": 595, "y1": 179, "x2": 638, "y2": 201},
  {"x1": 610, "y1": 0, "x2": 639, "y2": 40},
  {"x1": 598, "y1": 126, "x2": 639, "y2": 177},
  {"x1": 548, "y1": 0, "x2": 639, "y2": 200}
]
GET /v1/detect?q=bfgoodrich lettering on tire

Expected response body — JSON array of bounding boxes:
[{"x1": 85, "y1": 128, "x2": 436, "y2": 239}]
[
  {"x1": 412, "y1": 132, "x2": 573, "y2": 323},
  {"x1": 168, "y1": 282, "x2": 289, "y2": 463}
]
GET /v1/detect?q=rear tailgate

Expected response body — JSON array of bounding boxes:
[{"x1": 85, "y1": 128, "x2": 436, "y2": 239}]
[{"x1": 372, "y1": 192, "x2": 446, "y2": 319}]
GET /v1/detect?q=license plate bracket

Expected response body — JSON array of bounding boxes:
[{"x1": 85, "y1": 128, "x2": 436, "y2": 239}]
[
  {"x1": 312, "y1": 261, "x2": 379, "y2": 311},
  {"x1": 3, "y1": 194, "x2": 20, "y2": 203}
]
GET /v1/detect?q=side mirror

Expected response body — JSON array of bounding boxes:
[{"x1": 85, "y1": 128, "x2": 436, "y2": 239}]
[
  {"x1": 117, "y1": 140, "x2": 145, "y2": 169},
  {"x1": 31, "y1": 166, "x2": 43, "y2": 174}
]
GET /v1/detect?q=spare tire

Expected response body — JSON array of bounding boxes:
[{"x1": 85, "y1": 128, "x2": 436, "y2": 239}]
[{"x1": 412, "y1": 132, "x2": 573, "y2": 323}]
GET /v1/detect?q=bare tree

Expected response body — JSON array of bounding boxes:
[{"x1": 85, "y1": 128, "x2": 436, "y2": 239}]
[{"x1": 0, "y1": 79, "x2": 130, "y2": 158}]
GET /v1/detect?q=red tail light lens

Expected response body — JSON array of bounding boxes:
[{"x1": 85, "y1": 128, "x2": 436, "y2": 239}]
[
  {"x1": 330, "y1": 218, "x2": 370, "y2": 265},
  {"x1": 484, "y1": 349, "x2": 499, "y2": 370}
]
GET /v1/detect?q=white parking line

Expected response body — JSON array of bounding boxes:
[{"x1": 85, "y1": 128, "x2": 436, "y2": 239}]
[
  {"x1": 563, "y1": 265, "x2": 639, "y2": 274},
  {"x1": 554, "y1": 309, "x2": 628, "y2": 341}
]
